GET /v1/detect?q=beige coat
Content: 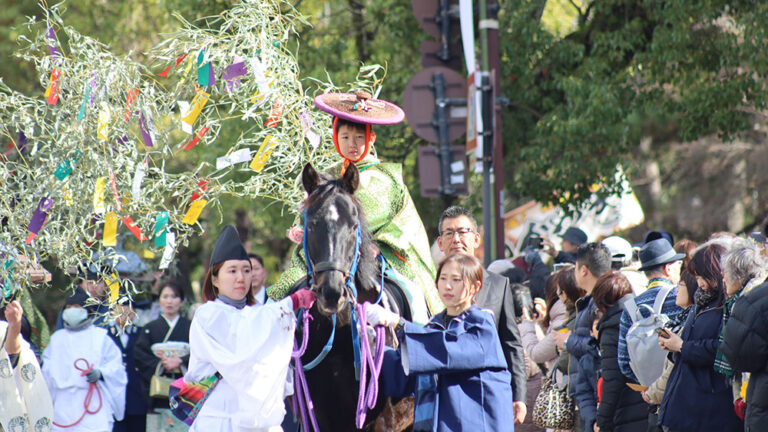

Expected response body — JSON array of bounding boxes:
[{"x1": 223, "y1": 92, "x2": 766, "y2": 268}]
[{"x1": 520, "y1": 299, "x2": 568, "y2": 373}]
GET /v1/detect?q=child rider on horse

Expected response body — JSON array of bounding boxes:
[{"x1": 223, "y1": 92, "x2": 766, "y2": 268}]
[
  {"x1": 270, "y1": 91, "x2": 440, "y2": 324},
  {"x1": 366, "y1": 253, "x2": 515, "y2": 432}
]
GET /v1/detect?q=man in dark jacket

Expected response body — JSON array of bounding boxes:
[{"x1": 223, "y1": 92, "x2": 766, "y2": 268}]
[
  {"x1": 563, "y1": 242, "x2": 612, "y2": 431},
  {"x1": 722, "y1": 279, "x2": 768, "y2": 431},
  {"x1": 436, "y1": 206, "x2": 527, "y2": 424},
  {"x1": 107, "y1": 303, "x2": 147, "y2": 432}
]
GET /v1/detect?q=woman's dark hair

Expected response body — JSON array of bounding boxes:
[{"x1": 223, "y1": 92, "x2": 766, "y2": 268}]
[
  {"x1": 557, "y1": 265, "x2": 585, "y2": 308},
  {"x1": 678, "y1": 270, "x2": 698, "y2": 307},
  {"x1": 160, "y1": 281, "x2": 185, "y2": 302},
  {"x1": 202, "y1": 261, "x2": 256, "y2": 305},
  {"x1": 591, "y1": 271, "x2": 633, "y2": 314},
  {"x1": 688, "y1": 243, "x2": 727, "y2": 307},
  {"x1": 541, "y1": 271, "x2": 560, "y2": 329},
  {"x1": 436, "y1": 254, "x2": 484, "y2": 298}
]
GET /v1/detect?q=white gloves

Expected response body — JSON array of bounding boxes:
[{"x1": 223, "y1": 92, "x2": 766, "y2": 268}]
[{"x1": 365, "y1": 303, "x2": 401, "y2": 327}]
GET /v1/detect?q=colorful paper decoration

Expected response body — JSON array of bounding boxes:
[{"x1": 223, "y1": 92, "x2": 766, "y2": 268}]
[
  {"x1": 44, "y1": 69, "x2": 62, "y2": 105},
  {"x1": 222, "y1": 60, "x2": 247, "y2": 91},
  {"x1": 180, "y1": 89, "x2": 210, "y2": 134},
  {"x1": 132, "y1": 160, "x2": 147, "y2": 200},
  {"x1": 182, "y1": 199, "x2": 207, "y2": 225},
  {"x1": 191, "y1": 179, "x2": 209, "y2": 201},
  {"x1": 138, "y1": 110, "x2": 155, "y2": 147},
  {"x1": 121, "y1": 215, "x2": 148, "y2": 241},
  {"x1": 54, "y1": 159, "x2": 73, "y2": 181},
  {"x1": 46, "y1": 27, "x2": 61, "y2": 57},
  {"x1": 216, "y1": 148, "x2": 251, "y2": 170},
  {"x1": 124, "y1": 88, "x2": 139, "y2": 122},
  {"x1": 105, "y1": 272, "x2": 120, "y2": 303},
  {"x1": 159, "y1": 230, "x2": 176, "y2": 270},
  {"x1": 155, "y1": 212, "x2": 169, "y2": 247},
  {"x1": 93, "y1": 177, "x2": 107, "y2": 214},
  {"x1": 78, "y1": 82, "x2": 91, "y2": 120},
  {"x1": 108, "y1": 170, "x2": 122, "y2": 211},
  {"x1": 300, "y1": 110, "x2": 321, "y2": 148},
  {"x1": 181, "y1": 126, "x2": 210, "y2": 150},
  {"x1": 97, "y1": 103, "x2": 111, "y2": 140},
  {"x1": 103, "y1": 211, "x2": 119, "y2": 246},
  {"x1": 26, "y1": 197, "x2": 53, "y2": 244},
  {"x1": 197, "y1": 49, "x2": 216, "y2": 87},
  {"x1": 265, "y1": 99, "x2": 282, "y2": 128},
  {"x1": 249, "y1": 135, "x2": 277, "y2": 172}
]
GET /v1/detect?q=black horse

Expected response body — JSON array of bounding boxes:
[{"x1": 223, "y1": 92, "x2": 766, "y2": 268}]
[{"x1": 293, "y1": 162, "x2": 413, "y2": 432}]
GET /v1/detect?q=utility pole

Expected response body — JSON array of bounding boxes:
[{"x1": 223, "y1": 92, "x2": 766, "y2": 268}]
[{"x1": 477, "y1": 0, "x2": 505, "y2": 264}]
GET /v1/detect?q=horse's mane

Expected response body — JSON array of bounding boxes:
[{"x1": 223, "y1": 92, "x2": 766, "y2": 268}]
[{"x1": 302, "y1": 172, "x2": 379, "y2": 294}]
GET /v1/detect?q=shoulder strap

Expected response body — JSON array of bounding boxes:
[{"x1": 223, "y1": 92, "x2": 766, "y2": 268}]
[
  {"x1": 161, "y1": 319, "x2": 175, "y2": 343},
  {"x1": 623, "y1": 299, "x2": 640, "y2": 324},
  {"x1": 652, "y1": 283, "x2": 675, "y2": 315}
]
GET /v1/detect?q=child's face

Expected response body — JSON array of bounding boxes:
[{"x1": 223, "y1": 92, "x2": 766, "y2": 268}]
[
  {"x1": 437, "y1": 261, "x2": 479, "y2": 314},
  {"x1": 337, "y1": 124, "x2": 367, "y2": 160}
]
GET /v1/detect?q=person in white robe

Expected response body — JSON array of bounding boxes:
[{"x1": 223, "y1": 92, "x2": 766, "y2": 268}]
[
  {"x1": 42, "y1": 288, "x2": 127, "y2": 432},
  {"x1": 1, "y1": 298, "x2": 54, "y2": 432},
  {"x1": 185, "y1": 225, "x2": 316, "y2": 432}
]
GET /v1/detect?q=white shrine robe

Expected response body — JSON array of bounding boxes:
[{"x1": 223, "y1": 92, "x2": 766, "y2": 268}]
[
  {"x1": 186, "y1": 298, "x2": 295, "y2": 432},
  {"x1": 42, "y1": 324, "x2": 127, "y2": 432},
  {"x1": 0, "y1": 321, "x2": 54, "y2": 432}
]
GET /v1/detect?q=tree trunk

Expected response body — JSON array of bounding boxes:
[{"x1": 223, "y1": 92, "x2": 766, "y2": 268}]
[{"x1": 348, "y1": 0, "x2": 369, "y2": 62}]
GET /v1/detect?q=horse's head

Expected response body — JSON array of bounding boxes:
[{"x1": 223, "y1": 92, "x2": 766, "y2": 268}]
[{"x1": 301, "y1": 163, "x2": 377, "y2": 316}]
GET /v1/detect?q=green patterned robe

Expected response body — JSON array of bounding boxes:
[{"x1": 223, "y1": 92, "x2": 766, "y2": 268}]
[{"x1": 269, "y1": 156, "x2": 442, "y2": 319}]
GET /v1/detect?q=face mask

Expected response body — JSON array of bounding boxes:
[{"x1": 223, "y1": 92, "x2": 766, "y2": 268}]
[{"x1": 62, "y1": 307, "x2": 89, "y2": 327}]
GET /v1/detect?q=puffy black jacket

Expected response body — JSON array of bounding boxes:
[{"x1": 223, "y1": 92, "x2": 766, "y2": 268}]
[
  {"x1": 722, "y1": 280, "x2": 768, "y2": 432},
  {"x1": 596, "y1": 296, "x2": 648, "y2": 432}
]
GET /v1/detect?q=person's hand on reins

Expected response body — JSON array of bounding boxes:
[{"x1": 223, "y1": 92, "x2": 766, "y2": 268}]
[{"x1": 365, "y1": 303, "x2": 400, "y2": 327}]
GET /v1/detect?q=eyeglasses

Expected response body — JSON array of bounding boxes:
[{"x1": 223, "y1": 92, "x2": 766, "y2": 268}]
[{"x1": 440, "y1": 228, "x2": 475, "y2": 239}]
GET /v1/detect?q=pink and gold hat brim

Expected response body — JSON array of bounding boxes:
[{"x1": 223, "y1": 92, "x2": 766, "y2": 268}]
[{"x1": 314, "y1": 93, "x2": 405, "y2": 125}]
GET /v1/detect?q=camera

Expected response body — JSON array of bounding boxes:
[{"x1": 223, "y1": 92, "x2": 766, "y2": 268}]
[{"x1": 526, "y1": 235, "x2": 544, "y2": 250}]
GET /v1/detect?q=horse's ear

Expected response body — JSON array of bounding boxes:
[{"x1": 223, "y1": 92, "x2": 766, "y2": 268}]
[
  {"x1": 302, "y1": 163, "x2": 320, "y2": 195},
  {"x1": 341, "y1": 163, "x2": 359, "y2": 194}
]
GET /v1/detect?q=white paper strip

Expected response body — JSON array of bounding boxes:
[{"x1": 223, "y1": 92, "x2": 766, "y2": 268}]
[
  {"x1": 450, "y1": 174, "x2": 464, "y2": 185},
  {"x1": 451, "y1": 160, "x2": 465, "y2": 173},
  {"x1": 216, "y1": 148, "x2": 252, "y2": 170},
  {"x1": 132, "y1": 161, "x2": 147, "y2": 200},
  {"x1": 159, "y1": 231, "x2": 176, "y2": 270}
]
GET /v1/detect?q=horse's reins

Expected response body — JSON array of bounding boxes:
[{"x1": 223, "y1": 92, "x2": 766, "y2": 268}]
[{"x1": 295, "y1": 210, "x2": 387, "y2": 430}]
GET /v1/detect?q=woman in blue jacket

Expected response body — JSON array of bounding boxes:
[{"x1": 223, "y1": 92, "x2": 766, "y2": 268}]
[
  {"x1": 366, "y1": 253, "x2": 514, "y2": 432},
  {"x1": 657, "y1": 242, "x2": 743, "y2": 432}
]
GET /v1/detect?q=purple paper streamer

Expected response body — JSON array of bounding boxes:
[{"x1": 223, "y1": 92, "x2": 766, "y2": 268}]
[
  {"x1": 139, "y1": 112, "x2": 154, "y2": 147},
  {"x1": 89, "y1": 75, "x2": 98, "y2": 107},
  {"x1": 28, "y1": 198, "x2": 53, "y2": 234},
  {"x1": 46, "y1": 27, "x2": 60, "y2": 57},
  {"x1": 117, "y1": 135, "x2": 129, "y2": 146},
  {"x1": 223, "y1": 62, "x2": 247, "y2": 91},
  {"x1": 208, "y1": 63, "x2": 216, "y2": 86},
  {"x1": 17, "y1": 131, "x2": 26, "y2": 153}
]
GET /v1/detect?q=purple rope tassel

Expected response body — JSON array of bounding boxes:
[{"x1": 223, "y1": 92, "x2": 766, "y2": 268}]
[
  {"x1": 292, "y1": 311, "x2": 321, "y2": 432},
  {"x1": 355, "y1": 302, "x2": 387, "y2": 429}
]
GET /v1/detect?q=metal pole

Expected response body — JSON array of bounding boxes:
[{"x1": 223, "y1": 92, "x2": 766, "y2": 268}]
[
  {"x1": 487, "y1": 4, "x2": 506, "y2": 259},
  {"x1": 437, "y1": 0, "x2": 451, "y2": 62},
  {"x1": 432, "y1": 72, "x2": 455, "y2": 196},
  {"x1": 479, "y1": 0, "x2": 494, "y2": 266}
]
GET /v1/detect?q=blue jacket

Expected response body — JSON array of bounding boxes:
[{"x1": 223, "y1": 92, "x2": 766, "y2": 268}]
[
  {"x1": 381, "y1": 306, "x2": 515, "y2": 432},
  {"x1": 617, "y1": 278, "x2": 681, "y2": 382},
  {"x1": 659, "y1": 300, "x2": 742, "y2": 432},
  {"x1": 566, "y1": 296, "x2": 599, "y2": 430}
]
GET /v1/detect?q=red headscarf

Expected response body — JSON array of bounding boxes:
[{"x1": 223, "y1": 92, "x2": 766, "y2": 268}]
[{"x1": 332, "y1": 117, "x2": 376, "y2": 174}]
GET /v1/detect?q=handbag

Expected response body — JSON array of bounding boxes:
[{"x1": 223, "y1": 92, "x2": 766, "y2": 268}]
[
  {"x1": 148, "y1": 322, "x2": 177, "y2": 399},
  {"x1": 169, "y1": 373, "x2": 222, "y2": 426},
  {"x1": 532, "y1": 366, "x2": 575, "y2": 429},
  {"x1": 149, "y1": 363, "x2": 174, "y2": 398}
]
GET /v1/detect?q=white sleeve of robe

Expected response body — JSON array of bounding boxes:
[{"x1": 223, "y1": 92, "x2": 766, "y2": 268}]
[
  {"x1": 98, "y1": 328, "x2": 128, "y2": 421},
  {"x1": 1, "y1": 321, "x2": 54, "y2": 432},
  {"x1": 187, "y1": 298, "x2": 296, "y2": 429}
]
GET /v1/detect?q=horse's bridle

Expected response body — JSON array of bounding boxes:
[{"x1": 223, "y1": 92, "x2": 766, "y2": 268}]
[{"x1": 302, "y1": 210, "x2": 363, "y2": 303}]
